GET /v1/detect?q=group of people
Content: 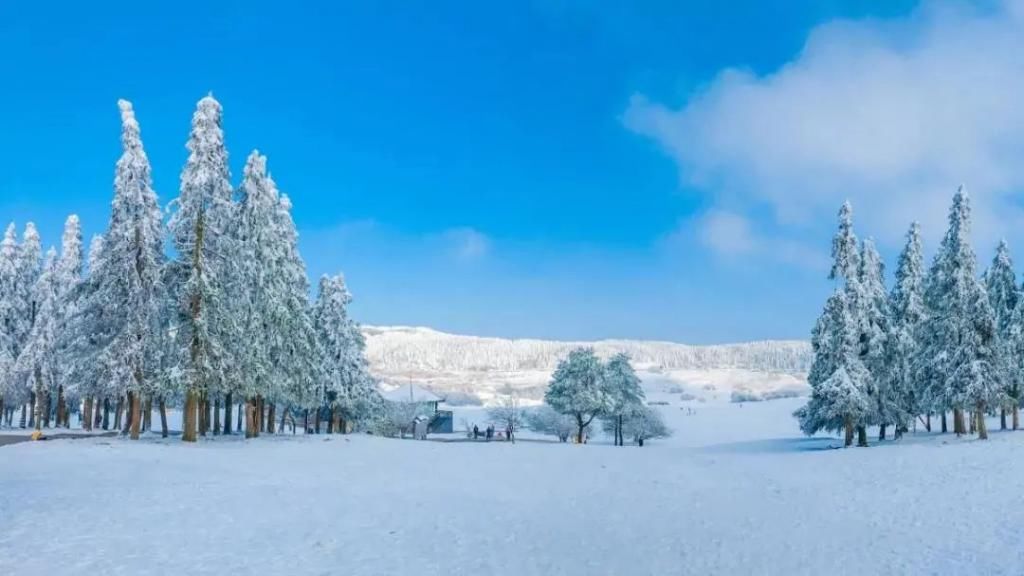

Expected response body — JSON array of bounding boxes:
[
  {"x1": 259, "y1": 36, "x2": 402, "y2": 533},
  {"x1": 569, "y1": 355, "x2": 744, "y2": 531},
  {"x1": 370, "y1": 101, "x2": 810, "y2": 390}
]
[{"x1": 471, "y1": 423, "x2": 515, "y2": 443}]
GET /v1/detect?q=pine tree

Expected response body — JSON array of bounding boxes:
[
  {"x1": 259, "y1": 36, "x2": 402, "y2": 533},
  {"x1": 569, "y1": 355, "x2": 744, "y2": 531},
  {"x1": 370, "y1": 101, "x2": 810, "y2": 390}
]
[
  {"x1": 168, "y1": 94, "x2": 237, "y2": 442},
  {"x1": 952, "y1": 279, "x2": 1003, "y2": 440},
  {"x1": 544, "y1": 347, "x2": 610, "y2": 444},
  {"x1": 15, "y1": 249, "x2": 59, "y2": 431},
  {"x1": 601, "y1": 352, "x2": 645, "y2": 446},
  {"x1": 0, "y1": 224, "x2": 18, "y2": 421},
  {"x1": 14, "y1": 223, "x2": 42, "y2": 425},
  {"x1": 52, "y1": 215, "x2": 83, "y2": 427},
  {"x1": 984, "y1": 240, "x2": 1017, "y2": 430},
  {"x1": 858, "y1": 239, "x2": 891, "y2": 440},
  {"x1": 917, "y1": 187, "x2": 980, "y2": 436},
  {"x1": 313, "y1": 274, "x2": 377, "y2": 434},
  {"x1": 796, "y1": 291, "x2": 872, "y2": 446},
  {"x1": 72, "y1": 100, "x2": 165, "y2": 440},
  {"x1": 271, "y1": 192, "x2": 320, "y2": 429},
  {"x1": 830, "y1": 201, "x2": 860, "y2": 285},
  {"x1": 886, "y1": 222, "x2": 925, "y2": 435}
]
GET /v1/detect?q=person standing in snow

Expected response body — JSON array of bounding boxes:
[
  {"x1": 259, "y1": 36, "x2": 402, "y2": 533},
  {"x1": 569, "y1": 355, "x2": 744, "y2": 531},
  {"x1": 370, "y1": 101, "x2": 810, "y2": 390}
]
[{"x1": 473, "y1": 424, "x2": 479, "y2": 440}]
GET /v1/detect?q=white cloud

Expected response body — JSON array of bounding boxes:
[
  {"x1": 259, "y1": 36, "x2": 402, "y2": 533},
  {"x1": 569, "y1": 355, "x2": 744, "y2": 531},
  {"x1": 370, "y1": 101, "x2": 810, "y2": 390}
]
[
  {"x1": 667, "y1": 210, "x2": 828, "y2": 270},
  {"x1": 444, "y1": 227, "x2": 491, "y2": 261},
  {"x1": 699, "y1": 210, "x2": 755, "y2": 255},
  {"x1": 625, "y1": 1, "x2": 1024, "y2": 252}
]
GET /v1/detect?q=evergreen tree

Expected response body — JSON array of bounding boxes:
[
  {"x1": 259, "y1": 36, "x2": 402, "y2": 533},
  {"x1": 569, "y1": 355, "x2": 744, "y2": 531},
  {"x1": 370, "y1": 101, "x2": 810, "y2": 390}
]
[
  {"x1": 0, "y1": 224, "x2": 18, "y2": 418},
  {"x1": 15, "y1": 249, "x2": 59, "y2": 431},
  {"x1": 52, "y1": 215, "x2": 83, "y2": 427},
  {"x1": 858, "y1": 239, "x2": 891, "y2": 439},
  {"x1": 796, "y1": 291, "x2": 872, "y2": 446},
  {"x1": 917, "y1": 187, "x2": 979, "y2": 436},
  {"x1": 73, "y1": 100, "x2": 165, "y2": 440},
  {"x1": 544, "y1": 347, "x2": 610, "y2": 444},
  {"x1": 167, "y1": 94, "x2": 237, "y2": 442},
  {"x1": 952, "y1": 279, "x2": 1003, "y2": 440},
  {"x1": 886, "y1": 222, "x2": 925, "y2": 435},
  {"x1": 313, "y1": 274, "x2": 377, "y2": 434},
  {"x1": 830, "y1": 201, "x2": 860, "y2": 285},
  {"x1": 984, "y1": 240, "x2": 1017, "y2": 429},
  {"x1": 601, "y1": 352, "x2": 645, "y2": 446}
]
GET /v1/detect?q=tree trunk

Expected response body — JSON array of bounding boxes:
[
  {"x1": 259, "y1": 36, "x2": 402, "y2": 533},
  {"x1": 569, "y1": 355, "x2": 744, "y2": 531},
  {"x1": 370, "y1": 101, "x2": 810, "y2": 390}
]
[
  {"x1": 32, "y1": 370, "x2": 44, "y2": 432},
  {"x1": 926, "y1": 413, "x2": 931, "y2": 432},
  {"x1": 94, "y1": 397, "x2": 102, "y2": 430},
  {"x1": 844, "y1": 417, "x2": 854, "y2": 447},
  {"x1": 303, "y1": 409, "x2": 309, "y2": 434},
  {"x1": 878, "y1": 424, "x2": 887, "y2": 441},
  {"x1": 977, "y1": 405, "x2": 988, "y2": 440},
  {"x1": 1014, "y1": 405, "x2": 1020, "y2": 431},
  {"x1": 213, "y1": 396, "x2": 221, "y2": 436},
  {"x1": 129, "y1": 392, "x2": 141, "y2": 440},
  {"x1": 42, "y1": 390, "x2": 51, "y2": 428},
  {"x1": 55, "y1": 385, "x2": 65, "y2": 429},
  {"x1": 941, "y1": 411, "x2": 947, "y2": 434},
  {"x1": 856, "y1": 425, "x2": 868, "y2": 447},
  {"x1": 204, "y1": 394, "x2": 212, "y2": 436},
  {"x1": 314, "y1": 407, "x2": 321, "y2": 434},
  {"x1": 102, "y1": 398, "x2": 110, "y2": 430},
  {"x1": 576, "y1": 415, "x2": 585, "y2": 444},
  {"x1": 1001, "y1": 407, "x2": 1007, "y2": 431},
  {"x1": 267, "y1": 403, "x2": 276, "y2": 435},
  {"x1": 20, "y1": 401, "x2": 28, "y2": 428},
  {"x1": 82, "y1": 397, "x2": 93, "y2": 431},
  {"x1": 158, "y1": 397, "x2": 168, "y2": 438},
  {"x1": 197, "y1": 393, "x2": 206, "y2": 437},
  {"x1": 113, "y1": 395, "x2": 123, "y2": 431},
  {"x1": 223, "y1": 391, "x2": 233, "y2": 435},
  {"x1": 182, "y1": 390, "x2": 198, "y2": 442},
  {"x1": 245, "y1": 398, "x2": 256, "y2": 439},
  {"x1": 280, "y1": 404, "x2": 289, "y2": 434},
  {"x1": 122, "y1": 391, "x2": 134, "y2": 436},
  {"x1": 143, "y1": 397, "x2": 152, "y2": 432},
  {"x1": 237, "y1": 403, "x2": 243, "y2": 432}
]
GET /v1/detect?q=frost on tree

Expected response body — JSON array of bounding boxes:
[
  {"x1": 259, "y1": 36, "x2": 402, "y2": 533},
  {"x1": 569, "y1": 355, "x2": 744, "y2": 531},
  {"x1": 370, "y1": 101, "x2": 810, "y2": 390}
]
[
  {"x1": 313, "y1": 273, "x2": 377, "y2": 434},
  {"x1": 885, "y1": 222, "x2": 925, "y2": 435},
  {"x1": 167, "y1": 94, "x2": 238, "y2": 442},
  {"x1": 857, "y1": 239, "x2": 891, "y2": 439},
  {"x1": 69, "y1": 100, "x2": 165, "y2": 440},
  {"x1": 14, "y1": 249, "x2": 59, "y2": 431},
  {"x1": 984, "y1": 240, "x2": 1018, "y2": 430},
  {"x1": 604, "y1": 405, "x2": 671, "y2": 445},
  {"x1": 544, "y1": 347, "x2": 610, "y2": 444},
  {"x1": 916, "y1": 187, "x2": 984, "y2": 437},
  {"x1": 601, "y1": 352, "x2": 645, "y2": 446},
  {"x1": 796, "y1": 291, "x2": 871, "y2": 446}
]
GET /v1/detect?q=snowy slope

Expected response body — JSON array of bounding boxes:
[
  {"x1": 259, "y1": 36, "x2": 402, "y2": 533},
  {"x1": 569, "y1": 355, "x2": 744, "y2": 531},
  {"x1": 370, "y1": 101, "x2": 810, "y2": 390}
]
[{"x1": 363, "y1": 326, "x2": 811, "y2": 404}]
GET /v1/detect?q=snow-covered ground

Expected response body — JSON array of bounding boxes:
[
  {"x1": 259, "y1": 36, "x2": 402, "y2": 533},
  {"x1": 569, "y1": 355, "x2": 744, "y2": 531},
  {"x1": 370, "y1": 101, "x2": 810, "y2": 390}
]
[{"x1": 4, "y1": 396, "x2": 1024, "y2": 575}]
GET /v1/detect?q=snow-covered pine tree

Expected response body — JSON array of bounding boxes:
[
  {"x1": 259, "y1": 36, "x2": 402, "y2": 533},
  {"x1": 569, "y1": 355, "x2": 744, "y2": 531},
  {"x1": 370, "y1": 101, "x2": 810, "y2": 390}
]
[
  {"x1": 830, "y1": 201, "x2": 860, "y2": 285},
  {"x1": 858, "y1": 239, "x2": 891, "y2": 441},
  {"x1": 14, "y1": 249, "x2": 59, "y2": 431},
  {"x1": 951, "y1": 279, "x2": 1003, "y2": 440},
  {"x1": 313, "y1": 274, "x2": 377, "y2": 434},
  {"x1": 270, "y1": 192, "x2": 320, "y2": 432},
  {"x1": 984, "y1": 240, "x2": 1017, "y2": 430},
  {"x1": 917, "y1": 187, "x2": 979, "y2": 436},
  {"x1": 52, "y1": 215, "x2": 83, "y2": 428},
  {"x1": 601, "y1": 352, "x2": 645, "y2": 446},
  {"x1": 72, "y1": 100, "x2": 165, "y2": 440},
  {"x1": 167, "y1": 94, "x2": 237, "y2": 442},
  {"x1": 233, "y1": 151, "x2": 278, "y2": 437},
  {"x1": 0, "y1": 224, "x2": 18, "y2": 423},
  {"x1": 544, "y1": 347, "x2": 610, "y2": 444},
  {"x1": 886, "y1": 222, "x2": 925, "y2": 435},
  {"x1": 14, "y1": 223, "x2": 42, "y2": 426},
  {"x1": 795, "y1": 291, "x2": 872, "y2": 446}
]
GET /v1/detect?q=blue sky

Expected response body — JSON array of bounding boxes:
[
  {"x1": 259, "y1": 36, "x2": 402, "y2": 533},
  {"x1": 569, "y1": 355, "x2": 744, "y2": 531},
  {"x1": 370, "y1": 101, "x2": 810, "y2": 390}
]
[{"x1": 3, "y1": 0, "x2": 1019, "y2": 343}]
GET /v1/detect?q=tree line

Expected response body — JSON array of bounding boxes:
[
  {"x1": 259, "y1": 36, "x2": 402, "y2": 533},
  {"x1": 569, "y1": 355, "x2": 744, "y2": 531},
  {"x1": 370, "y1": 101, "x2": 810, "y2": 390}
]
[
  {"x1": 0, "y1": 96, "x2": 378, "y2": 441},
  {"x1": 798, "y1": 187, "x2": 1019, "y2": 446}
]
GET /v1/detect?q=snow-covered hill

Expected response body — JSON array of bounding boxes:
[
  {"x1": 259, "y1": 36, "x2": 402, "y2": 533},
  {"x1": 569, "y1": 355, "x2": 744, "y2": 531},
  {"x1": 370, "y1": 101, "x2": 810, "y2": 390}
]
[{"x1": 363, "y1": 326, "x2": 811, "y2": 404}]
